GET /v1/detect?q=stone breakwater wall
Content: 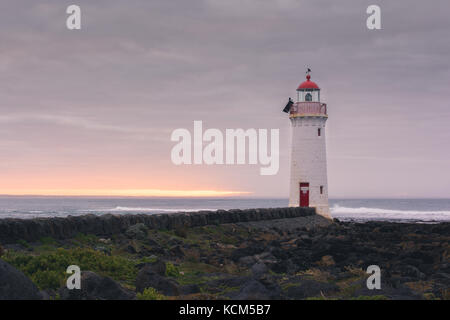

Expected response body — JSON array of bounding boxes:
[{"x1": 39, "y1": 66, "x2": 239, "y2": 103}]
[{"x1": 0, "y1": 207, "x2": 316, "y2": 244}]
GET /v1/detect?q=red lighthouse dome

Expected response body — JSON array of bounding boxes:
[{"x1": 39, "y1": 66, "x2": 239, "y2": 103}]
[{"x1": 297, "y1": 74, "x2": 320, "y2": 90}]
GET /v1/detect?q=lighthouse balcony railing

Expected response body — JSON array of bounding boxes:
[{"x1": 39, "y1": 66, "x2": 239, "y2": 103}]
[{"x1": 290, "y1": 102, "x2": 327, "y2": 117}]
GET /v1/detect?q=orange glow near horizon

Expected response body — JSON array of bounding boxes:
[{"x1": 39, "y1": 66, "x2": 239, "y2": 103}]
[{"x1": 0, "y1": 189, "x2": 252, "y2": 197}]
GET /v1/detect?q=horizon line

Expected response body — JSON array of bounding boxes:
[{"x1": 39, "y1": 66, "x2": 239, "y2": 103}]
[
  {"x1": 0, "y1": 194, "x2": 449, "y2": 200},
  {"x1": 0, "y1": 189, "x2": 252, "y2": 198}
]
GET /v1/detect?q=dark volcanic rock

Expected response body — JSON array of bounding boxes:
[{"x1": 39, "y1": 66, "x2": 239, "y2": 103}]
[
  {"x1": 205, "y1": 276, "x2": 252, "y2": 292},
  {"x1": 136, "y1": 262, "x2": 180, "y2": 296},
  {"x1": 136, "y1": 273, "x2": 180, "y2": 296},
  {"x1": 395, "y1": 265, "x2": 426, "y2": 280},
  {"x1": 169, "y1": 245, "x2": 185, "y2": 258},
  {"x1": 285, "y1": 280, "x2": 339, "y2": 299},
  {"x1": 231, "y1": 244, "x2": 266, "y2": 262},
  {"x1": 232, "y1": 280, "x2": 274, "y2": 300},
  {"x1": 238, "y1": 256, "x2": 257, "y2": 266},
  {"x1": 125, "y1": 223, "x2": 148, "y2": 240},
  {"x1": 353, "y1": 279, "x2": 423, "y2": 300},
  {"x1": 0, "y1": 207, "x2": 315, "y2": 244},
  {"x1": 269, "y1": 259, "x2": 296, "y2": 274},
  {"x1": 124, "y1": 243, "x2": 137, "y2": 254},
  {"x1": 145, "y1": 259, "x2": 167, "y2": 276},
  {"x1": 251, "y1": 262, "x2": 269, "y2": 278},
  {"x1": 58, "y1": 271, "x2": 135, "y2": 300},
  {"x1": 3, "y1": 211, "x2": 448, "y2": 300},
  {"x1": 180, "y1": 284, "x2": 201, "y2": 295},
  {"x1": 0, "y1": 259, "x2": 42, "y2": 300}
]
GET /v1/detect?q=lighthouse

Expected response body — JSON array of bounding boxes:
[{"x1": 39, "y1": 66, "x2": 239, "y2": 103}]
[{"x1": 284, "y1": 70, "x2": 331, "y2": 219}]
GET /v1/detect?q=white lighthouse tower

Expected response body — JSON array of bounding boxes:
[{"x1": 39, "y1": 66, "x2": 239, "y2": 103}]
[{"x1": 286, "y1": 70, "x2": 331, "y2": 219}]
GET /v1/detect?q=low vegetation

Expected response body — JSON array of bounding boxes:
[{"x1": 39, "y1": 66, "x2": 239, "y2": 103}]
[
  {"x1": 137, "y1": 287, "x2": 166, "y2": 300},
  {"x1": 1, "y1": 221, "x2": 448, "y2": 300},
  {"x1": 3, "y1": 247, "x2": 136, "y2": 290}
]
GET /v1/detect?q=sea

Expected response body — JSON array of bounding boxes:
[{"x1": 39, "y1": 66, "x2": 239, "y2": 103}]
[{"x1": 0, "y1": 196, "x2": 449, "y2": 223}]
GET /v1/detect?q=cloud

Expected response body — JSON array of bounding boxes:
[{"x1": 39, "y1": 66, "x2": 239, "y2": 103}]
[
  {"x1": 0, "y1": 114, "x2": 160, "y2": 134},
  {"x1": 0, "y1": 0, "x2": 449, "y2": 197}
]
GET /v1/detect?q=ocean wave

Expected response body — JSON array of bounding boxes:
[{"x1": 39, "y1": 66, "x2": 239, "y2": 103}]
[
  {"x1": 330, "y1": 204, "x2": 450, "y2": 221},
  {"x1": 0, "y1": 211, "x2": 82, "y2": 219},
  {"x1": 82, "y1": 207, "x2": 218, "y2": 213},
  {"x1": 2, "y1": 204, "x2": 450, "y2": 222}
]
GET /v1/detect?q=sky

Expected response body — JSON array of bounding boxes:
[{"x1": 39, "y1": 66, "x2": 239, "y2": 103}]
[{"x1": 0, "y1": 0, "x2": 449, "y2": 198}]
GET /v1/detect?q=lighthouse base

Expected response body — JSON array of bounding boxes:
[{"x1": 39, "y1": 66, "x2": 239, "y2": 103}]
[
  {"x1": 289, "y1": 203, "x2": 332, "y2": 220},
  {"x1": 314, "y1": 205, "x2": 332, "y2": 220}
]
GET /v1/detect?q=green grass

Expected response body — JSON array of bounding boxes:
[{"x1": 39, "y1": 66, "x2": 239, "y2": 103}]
[
  {"x1": 1, "y1": 226, "x2": 247, "y2": 292},
  {"x1": 176, "y1": 262, "x2": 223, "y2": 286},
  {"x1": 39, "y1": 237, "x2": 57, "y2": 246},
  {"x1": 17, "y1": 239, "x2": 30, "y2": 248},
  {"x1": 136, "y1": 287, "x2": 166, "y2": 300},
  {"x1": 3, "y1": 247, "x2": 137, "y2": 290},
  {"x1": 165, "y1": 262, "x2": 180, "y2": 278},
  {"x1": 71, "y1": 233, "x2": 99, "y2": 246}
]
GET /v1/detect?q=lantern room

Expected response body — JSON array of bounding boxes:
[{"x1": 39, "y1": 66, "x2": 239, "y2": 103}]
[{"x1": 297, "y1": 74, "x2": 320, "y2": 102}]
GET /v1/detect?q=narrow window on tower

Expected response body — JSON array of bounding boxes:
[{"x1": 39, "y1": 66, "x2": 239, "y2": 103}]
[
  {"x1": 305, "y1": 93, "x2": 312, "y2": 101},
  {"x1": 320, "y1": 186, "x2": 323, "y2": 194},
  {"x1": 318, "y1": 128, "x2": 321, "y2": 136}
]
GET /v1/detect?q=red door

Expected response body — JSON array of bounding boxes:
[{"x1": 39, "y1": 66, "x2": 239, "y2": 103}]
[{"x1": 299, "y1": 183, "x2": 309, "y2": 207}]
